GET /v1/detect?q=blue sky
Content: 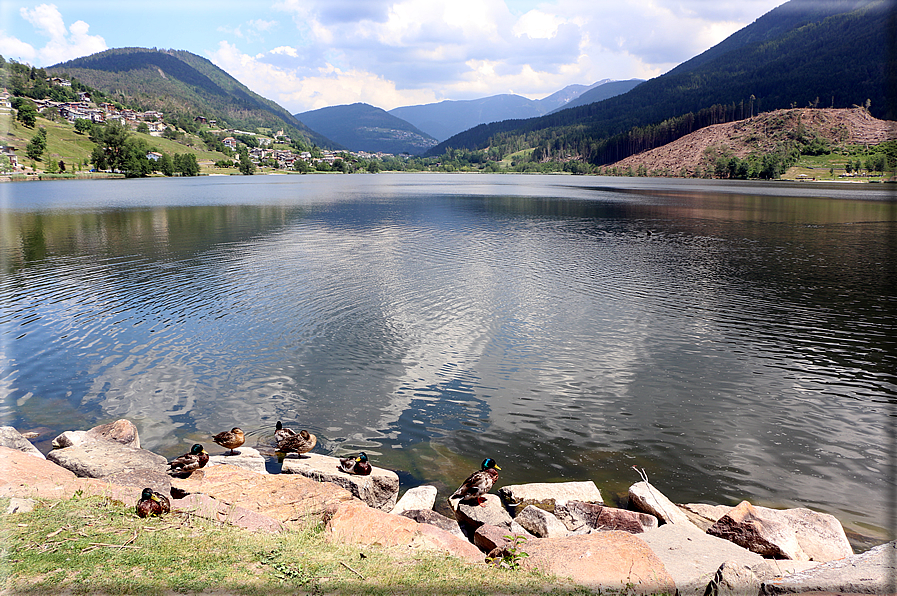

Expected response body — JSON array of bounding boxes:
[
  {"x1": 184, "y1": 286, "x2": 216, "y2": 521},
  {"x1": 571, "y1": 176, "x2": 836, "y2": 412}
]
[{"x1": 1, "y1": 0, "x2": 785, "y2": 113}]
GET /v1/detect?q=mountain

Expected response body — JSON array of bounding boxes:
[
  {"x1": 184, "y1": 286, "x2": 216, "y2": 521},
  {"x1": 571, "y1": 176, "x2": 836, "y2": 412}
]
[
  {"x1": 47, "y1": 47, "x2": 335, "y2": 149},
  {"x1": 295, "y1": 103, "x2": 438, "y2": 155},
  {"x1": 546, "y1": 79, "x2": 645, "y2": 113},
  {"x1": 427, "y1": 0, "x2": 892, "y2": 164},
  {"x1": 388, "y1": 79, "x2": 642, "y2": 141}
]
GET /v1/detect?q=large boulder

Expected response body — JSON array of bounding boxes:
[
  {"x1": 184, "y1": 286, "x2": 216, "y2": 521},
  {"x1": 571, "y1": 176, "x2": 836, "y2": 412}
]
[
  {"x1": 170, "y1": 463, "x2": 354, "y2": 525},
  {"x1": 449, "y1": 493, "x2": 517, "y2": 532},
  {"x1": 52, "y1": 431, "x2": 88, "y2": 449},
  {"x1": 518, "y1": 531, "x2": 676, "y2": 595},
  {"x1": 0, "y1": 426, "x2": 45, "y2": 459},
  {"x1": 498, "y1": 480, "x2": 603, "y2": 514},
  {"x1": 391, "y1": 485, "x2": 438, "y2": 514},
  {"x1": 324, "y1": 499, "x2": 483, "y2": 564},
  {"x1": 628, "y1": 481, "x2": 696, "y2": 527},
  {"x1": 46, "y1": 441, "x2": 167, "y2": 479},
  {"x1": 514, "y1": 504, "x2": 570, "y2": 538},
  {"x1": 84, "y1": 419, "x2": 140, "y2": 448},
  {"x1": 207, "y1": 446, "x2": 267, "y2": 475},
  {"x1": 708, "y1": 501, "x2": 809, "y2": 561},
  {"x1": 474, "y1": 523, "x2": 529, "y2": 553},
  {"x1": 684, "y1": 503, "x2": 853, "y2": 562},
  {"x1": 399, "y1": 509, "x2": 466, "y2": 540},
  {"x1": 554, "y1": 500, "x2": 658, "y2": 534},
  {"x1": 281, "y1": 452, "x2": 399, "y2": 511},
  {"x1": 760, "y1": 540, "x2": 895, "y2": 595}
]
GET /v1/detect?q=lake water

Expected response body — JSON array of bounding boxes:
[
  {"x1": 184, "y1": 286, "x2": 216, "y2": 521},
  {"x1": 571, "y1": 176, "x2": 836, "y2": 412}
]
[{"x1": 2, "y1": 173, "x2": 895, "y2": 547}]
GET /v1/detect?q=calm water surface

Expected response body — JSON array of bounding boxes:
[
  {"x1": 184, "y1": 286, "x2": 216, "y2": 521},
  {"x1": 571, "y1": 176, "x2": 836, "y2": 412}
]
[{"x1": 2, "y1": 174, "x2": 895, "y2": 547}]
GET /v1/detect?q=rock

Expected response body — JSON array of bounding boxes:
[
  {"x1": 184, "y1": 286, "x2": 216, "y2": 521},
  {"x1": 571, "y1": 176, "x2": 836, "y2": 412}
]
[
  {"x1": 449, "y1": 493, "x2": 516, "y2": 531},
  {"x1": 281, "y1": 452, "x2": 399, "y2": 511},
  {"x1": 170, "y1": 463, "x2": 354, "y2": 525},
  {"x1": 325, "y1": 499, "x2": 483, "y2": 564},
  {"x1": 760, "y1": 540, "x2": 895, "y2": 595},
  {"x1": 637, "y1": 518, "x2": 766, "y2": 596},
  {"x1": 52, "y1": 430, "x2": 88, "y2": 449},
  {"x1": 684, "y1": 503, "x2": 853, "y2": 563},
  {"x1": 0, "y1": 426, "x2": 45, "y2": 459},
  {"x1": 520, "y1": 531, "x2": 676, "y2": 595},
  {"x1": 498, "y1": 480, "x2": 603, "y2": 514},
  {"x1": 474, "y1": 523, "x2": 530, "y2": 553},
  {"x1": 554, "y1": 500, "x2": 658, "y2": 534},
  {"x1": 207, "y1": 446, "x2": 267, "y2": 474},
  {"x1": 400, "y1": 509, "x2": 466, "y2": 540},
  {"x1": 514, "y1": 504, "x2": 570, "y2": 538},
  {"x1": 391, "y1": 485, "x2": 438, "y2": 514},
  {"x1": 172, "y1": 494, "x2": 284, "y2": 533},
  {"x1": 704, "y1": 561, "x2": 762, "y2": 596},
  {"x1": 708, "y1": 501, "x2": 809, "y2": 561},
  {"x1": 84, "y1": 419, "x2": 140, "y2": 448},
  {"x1": 46, "y1": 441, "x2": 167, "y2": 479},
  {"x1": 629, "y1": 481, "x2": 696, "y2": 527},
  {"x1": 6, "y1": 497, "x2": 36, "y2": 514},
  {"x1": 0, "y1": 446, "x2": 140, "y2": 503},
  {"x1": 103, "y1": 468, "x2": 172, "y2": 495}
]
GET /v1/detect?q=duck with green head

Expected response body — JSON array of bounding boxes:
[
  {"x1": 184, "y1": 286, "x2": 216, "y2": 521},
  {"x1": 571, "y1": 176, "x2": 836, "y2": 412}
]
[
  {"x1": 167, "y1": 443, "x2": 209, "y2": 476},
  {"x1": 450, "y1": 458, "x2": 501, "y2": 506},
  {"x1": 339, "y1": 452, "x2": 372, "y2": 475},
  {"x1": 136, "y1": 487, "x2": 170, "y2": 518}
]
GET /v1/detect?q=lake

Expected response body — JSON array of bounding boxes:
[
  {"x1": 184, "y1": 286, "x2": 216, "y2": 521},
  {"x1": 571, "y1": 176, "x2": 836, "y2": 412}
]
[{"x1": 2, "y1": 173, "x2": 894, "y2": 548}]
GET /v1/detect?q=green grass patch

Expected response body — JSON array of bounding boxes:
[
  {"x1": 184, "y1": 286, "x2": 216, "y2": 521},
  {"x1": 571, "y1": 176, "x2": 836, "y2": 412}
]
[{"x1": 1, "y1": 495, "x2": 592, "y2": 595}]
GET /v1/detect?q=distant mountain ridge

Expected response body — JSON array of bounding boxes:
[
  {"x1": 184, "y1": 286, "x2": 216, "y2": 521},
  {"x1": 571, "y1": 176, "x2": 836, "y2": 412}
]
[
  {"x1": 295, "y1": 103, "x2": 438, "y2": 155},
  {"x1": 47, "y1": 47, "x2": 335, "y2": 149},
  {"x1": 427, "y1": 0, "x2": 892, "y2": 163},
  {"x1": 389, "y1": 79, "x2": 644, "y2": 141}
]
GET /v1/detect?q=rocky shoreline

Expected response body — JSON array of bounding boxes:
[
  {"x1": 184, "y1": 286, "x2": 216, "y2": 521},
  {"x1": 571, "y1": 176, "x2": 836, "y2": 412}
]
[{"x1": 1, "y1": 420, "x2": 893, "y2": 595}]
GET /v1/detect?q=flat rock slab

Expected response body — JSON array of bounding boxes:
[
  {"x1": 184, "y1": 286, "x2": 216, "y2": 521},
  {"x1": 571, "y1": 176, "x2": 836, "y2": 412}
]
[
  {"x1": 0, "y1": 426, "x2": 45, "y2": 459},
  {"x1": 172, "y1": 493, "x2": 284, "y2": 533},
  {"x1": 207, "y1": 446, "x2": 267, "y2": 474},
  {"x1": 629, "y1": 481, "x2": 696, "y2": 527},
  {"x1": 325, "y1": 499, "x2": 483, "y2": 564},
  {"x1": 515, "y1": 504, "x2": 570, "y2": 538},
  {"x1": 450, "y1": 493, "x2": 516, "y2": 531},
  {"x1": 45, "y1": 441, "x2": 167, "y2": 479},
  {"x1": 760, "y1": 540, "x2": 896, "y2": 595},
  {"x1": 554, "y1": 500, "x2": 658, "y2": 534},
  {"x1": 281, "y1": 452, "x2": 399, "y2": 511},
  {"x1": 391, "y1": 485, "x2": 438, "y2": 514},
  {"x1": 520, "y1": 531, "x2": 677, "y2": 595},
  {"x1": 498, "y1": 480, "x2": 603, "y2": 514},
  {"x1": 638, "y1": 519, "x2": 767, "y2": 596},
  {"x1": 400, "y1": 508, "x2": 466, "y2": 540},
  {"x1": 171, "y1": 463, "x2": 354, "y2": 525}
]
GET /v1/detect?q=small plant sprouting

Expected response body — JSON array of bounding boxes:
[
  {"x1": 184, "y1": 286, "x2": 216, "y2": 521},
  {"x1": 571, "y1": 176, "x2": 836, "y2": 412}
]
[{"x1": 488, "y1": 534, "x2": 530, "y2": 571}]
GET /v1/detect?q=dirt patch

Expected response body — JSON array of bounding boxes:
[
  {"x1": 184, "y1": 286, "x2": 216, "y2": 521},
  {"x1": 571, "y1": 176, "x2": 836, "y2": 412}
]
[{"x1": 611, "y1": 108, "x2": 895, "y2": 176}]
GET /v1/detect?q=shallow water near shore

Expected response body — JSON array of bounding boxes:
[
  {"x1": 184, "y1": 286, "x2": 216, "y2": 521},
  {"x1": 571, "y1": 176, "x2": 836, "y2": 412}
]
[{"x1": 2, "y1": 173, "x2": 895, "y2": 549}]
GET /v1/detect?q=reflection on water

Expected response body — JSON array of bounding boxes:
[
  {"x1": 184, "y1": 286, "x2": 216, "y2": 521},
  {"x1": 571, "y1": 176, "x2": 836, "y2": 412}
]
[{"x1": 2, "y1": 174, "x2": 895, "y2": 547}]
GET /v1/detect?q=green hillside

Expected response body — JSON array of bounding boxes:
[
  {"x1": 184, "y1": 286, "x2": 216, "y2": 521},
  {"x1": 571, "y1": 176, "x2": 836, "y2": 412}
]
[
  {"x1": 46, "y1": 48, "x2": 335, "y2": 150},
  {"x1": 427, "y1": 0, "x2": 892, "y2": 165},
  {"x1": 296, "y1": 103, "x2": 438, "y2": 155}
]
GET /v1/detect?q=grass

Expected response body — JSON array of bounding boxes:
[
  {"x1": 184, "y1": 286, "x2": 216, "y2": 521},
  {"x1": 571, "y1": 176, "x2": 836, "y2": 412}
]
[{"x1": 0, "y1": 495, "x2": 592, "y2": 595}]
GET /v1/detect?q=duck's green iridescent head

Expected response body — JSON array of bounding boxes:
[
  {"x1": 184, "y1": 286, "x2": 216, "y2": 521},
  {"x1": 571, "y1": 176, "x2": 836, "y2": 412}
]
[
  {"x1": 482, "y1": 458, "x2": 500, "y2": 471},
  {"x1": 357, "y1": 452, "x2": 368, "y2": 463},
  {"x1": 190, "y1": 444, "x2": 205, "y2": 455},
  {"x1": 141, "y1": 487, "x2": 154, "y2": 500}
]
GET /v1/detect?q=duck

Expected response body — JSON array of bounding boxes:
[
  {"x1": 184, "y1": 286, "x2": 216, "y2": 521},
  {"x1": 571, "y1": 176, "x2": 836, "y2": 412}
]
[
  {"x1": 167, "y1": 443, "x2": 209, "y2": 476},
  {"x1": 136, "y1": 487, "x2": 170, "y2": 518},
  {"x1": 212, "y1": 427, "x2": 245, "y2": 455},
  {"x1": 274, "y1": 420, "x2": 296, "y2": 443},
  {"x1": 338, "y1": 452, "x2": 372, "y2": 475},
  {"x1": 449, "y1": 458, "x2": 501, "y2": 506},
  {"x1": 275, "y1": 429, "x2": 316, "y2": 457}
]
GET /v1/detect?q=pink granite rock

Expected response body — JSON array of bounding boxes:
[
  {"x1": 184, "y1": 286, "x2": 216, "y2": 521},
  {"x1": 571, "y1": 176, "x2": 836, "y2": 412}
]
[{"x1": 708, "y1": 501, "x2": 809, "y2": 561}]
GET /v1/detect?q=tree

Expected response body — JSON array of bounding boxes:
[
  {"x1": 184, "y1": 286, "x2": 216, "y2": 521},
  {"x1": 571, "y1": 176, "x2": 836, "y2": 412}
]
[
  {"x1": 366, "y1": 160, "x2": 380, "y2": 173},
  {"x1": 174, "y1": 153, "x2": 200, "y2": 176},
  {"x1": 90, "y1": 121, "x2": 131, "y2": 173},
  {"x1": 292, "y1": 159, "x2": 310, "y2": 173},
  {"x1": 26, "y1": 127, "x2": 47, "y2": 161},
  {"x1": 158, "y1": 153, "x2": 174, "y2": 176},
  {"x1": 136, "y1": 122, "x2": 149, "y2": 134},
  {"x1": 237, "y1": 148, "x2": 255, "y2": 175},
  {"x1": 16, "y1": 100, "x2": 38, "y2": 128},
  {"x1": 74, "y1": 118, "x2": 92, "y2": 134}
]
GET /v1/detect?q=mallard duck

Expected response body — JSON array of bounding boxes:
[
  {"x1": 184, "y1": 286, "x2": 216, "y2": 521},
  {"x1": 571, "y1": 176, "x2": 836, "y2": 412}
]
[
  {"x1": 212, "y1": 427, "x2": 244, "y2": 455},
  {"x1": 274, "y1": 420, "x2": 296, "y2": 443},
  {"x1": 167, "y1": 443, "x2": 209, "y2": 475},
  {"x1": 276, "y1": 429, "x2": 316, "y2": 457},
  {"x1": 339, "y1": 452, "x2": 372, "y2": 475},
  {"x1": 136, "y1": 487, "x2": 171, "y2": 518},
  {"x1": 450, "y1": 458, "x2": 501, "y2": 506}
]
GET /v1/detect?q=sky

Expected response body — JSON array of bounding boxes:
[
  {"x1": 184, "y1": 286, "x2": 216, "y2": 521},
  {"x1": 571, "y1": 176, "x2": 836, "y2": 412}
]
[{"x1": 0, "y1": 0, "x2": 786, "y2": 114}]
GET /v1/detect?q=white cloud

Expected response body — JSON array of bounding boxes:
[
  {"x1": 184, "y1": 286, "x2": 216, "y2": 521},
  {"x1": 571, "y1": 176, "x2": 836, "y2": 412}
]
[{"x1": 16, "y1": 4, "x2": 105, "y2": 65}]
